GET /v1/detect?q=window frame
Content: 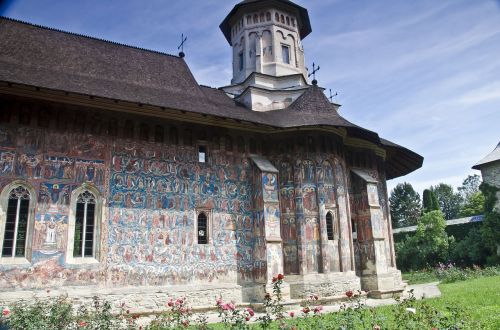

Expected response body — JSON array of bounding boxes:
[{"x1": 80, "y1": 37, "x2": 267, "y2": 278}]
[
  {"x1": 195, "y1": 209, "x2": 212, "y2": 245},
  {"x1": 66, "y1": 184, "x2": 102, "y2": 264},
  {"x1": 0, "y1": 181, "x2": 36, "y2": 265},
  {"x1": 238, "y1": 51, "x2": 244, "y2": 71},
  {"x1": 281, "y1": 44, "x2": 290, "y2": 64},
  {"x1": 198, "y1": 144, "x2": 207, "y2": 163}
]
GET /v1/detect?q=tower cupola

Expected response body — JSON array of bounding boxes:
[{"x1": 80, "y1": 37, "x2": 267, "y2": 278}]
[{"x1": 220, "y1": 0, "x2": 313, "y2": 111}]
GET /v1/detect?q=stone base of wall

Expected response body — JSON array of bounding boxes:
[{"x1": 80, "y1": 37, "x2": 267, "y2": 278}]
[
  {"x1": 286, "y1": 271, "x2": 362, "y2": 300},
  {"x1": 361, "y1": 267, "x2": 405, "y2": 298},
  {"x1": 0, "y1": 283, "x2": 244, "y2": 314}
]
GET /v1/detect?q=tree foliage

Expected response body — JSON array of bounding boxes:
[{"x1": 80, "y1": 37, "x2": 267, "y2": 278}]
[
  {"x1": 480, "y1": 183, "x2": 500, "y2": 263},
  {"x1": 422, "y1": 189, "x2": 439, "y2": 213},
  {"x1": 396, "y1": 211, "x2": 451, "y2": 271},
  {"x1": 431, "y1": 183, "x2": 463, "y2": 220},
  {"x1": 389, "y1": 182, "x2": 421, "y2": 228},
  {"x1": 458, "y1": 174, "x2": 482, "y2": 201},
  {"x1": 459, "y1": 191, "x2": 485, "y2": 217}
]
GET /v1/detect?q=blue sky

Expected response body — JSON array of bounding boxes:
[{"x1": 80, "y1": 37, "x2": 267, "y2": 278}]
[{"x1": 2, "y1": 0, "x2": 500, "y2": 195}]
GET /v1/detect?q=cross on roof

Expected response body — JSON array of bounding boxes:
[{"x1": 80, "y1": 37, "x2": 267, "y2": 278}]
[
  {"x1": 307, "y1": 62, "x2": 320, "y2": 85},
  {"x1": 178, "y1": 33, "x2": 187, "y2": 58},
  {"x1": 329, "y1": 89, "x2": 338, "y2": 103}
]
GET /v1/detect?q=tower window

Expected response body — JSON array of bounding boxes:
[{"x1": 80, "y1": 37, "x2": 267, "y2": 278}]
[
  {"x1": 326, "y1": 212, "x2": 334, "y2": 241},
  {"x1": 199, "y1": 145, "x2": 207, "y2": 163},
  {"x1": 253, "y1": 14, "x2": 258, "y2": 24},
  {"x1": 291, "y1": 18, "x2": 296, "y2": 27},
  {"x1": 282, "y1": 45, "x2": 290, "y2": 64},
  {"x1": 275, "y1": 13, "x2": 279, "y2": 21},
  {"x1": 286, "y1": 16, "x2": 290, "y2": 25},
  {"x1": 197, "y1": 212, "x2": 208, "y2": 244},
  {"x1": 2, "y1": 186, "x2": 31, "y2": 258},
  {"x1": 73, "y1": 190, "x2": 96, "y2": 258},
  {"x1": 239, "y1": 52, "x2": 244, "y2": 71},
  {"x1": 266, "y1": 12, "x2": 271, "y2": 21},
  {"x1": 281, "y1": 15, "x2": 285, "y2": 23}
]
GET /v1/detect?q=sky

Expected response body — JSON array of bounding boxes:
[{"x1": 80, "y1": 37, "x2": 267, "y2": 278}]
[{"x1": 1, "y1": 0, "x2": 499, "y2": 196}]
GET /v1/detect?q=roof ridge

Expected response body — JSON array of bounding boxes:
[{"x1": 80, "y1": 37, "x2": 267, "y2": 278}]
[{"x1": 0, "y1": 16, "x2": 180, "y2": 59}]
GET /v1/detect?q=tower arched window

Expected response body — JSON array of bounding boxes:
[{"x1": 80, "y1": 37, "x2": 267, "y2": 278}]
[
  {"x1": 266, "y1": 12, "x2": 271, "y2": 21},
  {"x1": 286, "y1": 16, "x2": 290, "y2": 25},
  {"x1": 197, "y1": 212, "x2": 208, "y2": 244},
  {"x1": 1, "y1": 185, "x2": 31, "y2": 258},
  {"x1": 260, "y1": 13, "x2": 265, "y2": 22},
  {"x1": 253, "y1": 14, "x2": 259, "y2": 24},
  {"x1": 326, "y1": 212, "x2": 335, "y2": 241},
  {"x1": 275, "y1": 13, "x2": 280, "y2": 21},
  {"x1": 281, "y1": 15, "x2": 285, "y2": 23},
  {"x1": 73, "y1": 190, "x2": 97, "y2": 258}
]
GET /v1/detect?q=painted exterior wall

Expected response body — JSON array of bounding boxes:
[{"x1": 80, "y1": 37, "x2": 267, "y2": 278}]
[
  {"x1": 480, "y1": 163, "x2": 500, "y2": 211},
  {"x1": 0, "y1": 98, "x2": 402, "y2": 304}
]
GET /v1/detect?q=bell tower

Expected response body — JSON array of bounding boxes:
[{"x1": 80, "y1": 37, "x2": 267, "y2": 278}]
[{"x1": 220, "y1": 0, "x2": 313, "y2": 112}]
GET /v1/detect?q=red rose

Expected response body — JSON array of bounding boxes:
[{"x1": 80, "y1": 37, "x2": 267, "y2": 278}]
[
  {"x1": 272, "y1": 277, "x2": 277, "y2": 283},
  {"x1": 289, "y1": 312, "x2": 295, "y2": 318},
  {"x1": 302, "y1": 307, "x2": 310, "y2": 314},
  {"x1": 346, "y1": 290, "x2": 353, "y2": 298},
  {"x1": 245, "y1": 317, "x2": 250, "y2": 321},
  {"x1": 2, "y1": 309, "x2": 10, "y2": 317},
  {"x1": 246, "y1": 307, "x2": 255, "y2": 316},
  {"x1": 167, "y1": 301, "x2": 174, "y2": 307},
  {"x1": 78, "y1": 321, "x2": 87, "y2": 327},
  {"x1": 277, "y1": 274, "x2": 284, "y2": 280}
]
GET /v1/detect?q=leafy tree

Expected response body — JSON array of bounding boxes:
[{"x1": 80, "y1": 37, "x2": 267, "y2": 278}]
[
  {"x1": 422, "y1": 189, "x2": 439, "y2": 213},
  {"x1": 480, "y1": 183, "x2": 500, "y2": 264},
  {"x1": 431, "y1": 183, "x2": 463, "y2": 220},
  {"x1": 395, "y1": 211, "x2": 451, "y2": 270},
  {"x1": 458, "y1": 174, "x2": 482, "y2": 201},
  {"x1": 459, "y1": 191, "x2": 485, "y2": 217},
  {"x1": 389, "y1": 183, "x2": 422, "y2": 228}
]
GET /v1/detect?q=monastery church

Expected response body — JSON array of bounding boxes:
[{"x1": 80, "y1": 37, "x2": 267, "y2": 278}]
[{"x1": 0, "y1": 0, "x2": 423, "y2": 308}]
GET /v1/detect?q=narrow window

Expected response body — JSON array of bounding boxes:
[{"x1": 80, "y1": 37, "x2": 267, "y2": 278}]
[
  {"x1": 281, "y1": 15, "x2": 285, "y2": 23},
  {"x1": 247, "y1": 16, "x2": 251, "y2": 25},
  {"x1": 286, "y1": 16, "x2": 290, "y2": 25},
  {"x1": 275, "y1": 13, "x2": 279, "y2": 21},
  {"x1": 282, "y1": 45, "x2": 290, "y2": 64},
  {"x1": 73, "y1": 190, "x2": 96, "y2": 258},
  {"x1": 199, "y1": 145, "x2": 207, "y2": 163},
  {"x1": 154, "y1": 125, "x2": 164, "y2": 143},
  {"x1": 253, "y1": 14, "x2": 258, "y2": 24},
  {"x1": 326, "y1": 212, "x2": 334, "y2": 241},
  {"x1": 197, "y1": 212, "x2": 208, "y2": 244},
  {"x1": 239, "y1": 52, "x2": 244, "y2": 71},
  {"x1": 291, "y1": 18, "x2": 296, "y2": 27},
  {"x1": 307, "y1": 136, "x2": 315, "y2": 152},
  {"x1": 2, "y1": 186, "x2": 30, "y2": 257},
  {"x1": 260, "y1": 13, "x2": 265, "y2": 22},
  {"x1": 266, "y1": 12, "x2": 271, "y2": 21}
]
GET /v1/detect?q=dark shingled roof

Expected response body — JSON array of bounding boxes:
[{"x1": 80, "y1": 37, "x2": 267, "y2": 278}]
[
  {"x1": 220, "y1": 0, "x2": 312, "y2": 45},
  {"x1": 0, "y1": 16, "x2": 423, "y2": 179}
]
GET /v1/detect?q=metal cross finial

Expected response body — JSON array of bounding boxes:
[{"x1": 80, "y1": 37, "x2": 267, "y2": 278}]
[
  {"x1": 329, "y1": 89, "x2": 338, "y2": 103},
  {"x1": 178, "y1": 33, "x2": 188, "y2": 58},
  {"x1": 307, "y1": 62, "x2": 321, "y2": 85}
]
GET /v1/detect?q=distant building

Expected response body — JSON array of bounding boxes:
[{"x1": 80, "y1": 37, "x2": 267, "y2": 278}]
[
  {"x1": 473, "y1": 141, "x2": 500, "y2": 211},
  {"x1": 0, "y1": 0, "x2": 423, "y2": 310}
]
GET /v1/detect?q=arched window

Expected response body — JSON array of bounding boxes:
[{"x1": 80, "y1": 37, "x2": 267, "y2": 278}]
[
  {"x1": 291, "y1": 18, "x2": 296, "y2": 27},
  {"x1": 326, "y1": 212, "x2": 334, "y2": 241},
  {"x1": 247, "y1": 16, "x2": 251, "y2": 25},
  {"x1": 154, "y1": 125, "x2": 164, "y2": 143},
  {"x1": 197, "y1": 212, "x2": 208, "y2": 244},
  {"x1": 253, "y1": 14, "x2": 258, "y2": 24},
  {"x1": 281, "y1": 15, "x2": 285, "y2": 23},
  {"x1": 260, "y1": 13, "x2": 265, "y2": 22},
  {"x1": 286, "y1": 16, "x2": 290, "y2": 25},
  {"x1": 275, "y1": 13, "x2": 280, "y2": 21},
  {"x1": 1, "y1": 186, "x2": 31, "y2": 258},
  {"x1": 266, "y1": 12, "x2": 271, "y2": 21},
  {"x1": 73, "y1": 190, "x2": 97, "y2": 258}
]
